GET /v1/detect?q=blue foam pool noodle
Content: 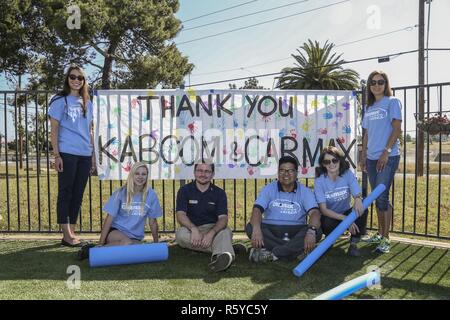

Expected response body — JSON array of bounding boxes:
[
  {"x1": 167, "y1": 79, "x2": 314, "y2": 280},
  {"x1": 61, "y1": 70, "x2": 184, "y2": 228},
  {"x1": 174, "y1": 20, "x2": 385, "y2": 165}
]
[
  {"x1": 89, "y1": 242, "x2": 169, "y2": 267},
  {"x1": 293, "y1": 184, "x2": 386, "y2": 277},
  {"x1": 314, "y1": 271, "x2": 381, "y2": 300}
]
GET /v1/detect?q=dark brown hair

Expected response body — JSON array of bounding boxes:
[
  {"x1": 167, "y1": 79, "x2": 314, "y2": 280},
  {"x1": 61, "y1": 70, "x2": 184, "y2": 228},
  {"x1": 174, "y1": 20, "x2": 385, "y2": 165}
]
[
  {"x1": 194, "y1": 162, "x2": 215, "y2": 173},
  {"x1": 59, "y1": 64, "x2": 90, "y2": 117},
  {"x1": 315, "y1": 146, "x2": 350, "y2": 177},
  {"x1": 366, "y1": 70, "x2": 393, "y2": 107},
  {"x1": 279, "y1": 156, "x2": 299, "y2": 171}
]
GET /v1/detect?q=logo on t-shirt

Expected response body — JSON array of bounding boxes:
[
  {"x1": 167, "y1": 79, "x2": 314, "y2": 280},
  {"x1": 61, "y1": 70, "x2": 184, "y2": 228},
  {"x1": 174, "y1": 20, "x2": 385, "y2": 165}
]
[
  {"x1": 365, "y1": 108, "x2": 387, "y2": 121},
  {"x1": 66, "y1": 104, "x2": 83, "y2": 122},
  {"x1": 269, "y1": 199, "x2": 302, "y2": 215},
  {"x1": 325, "y1": 186, "x2": 350, "y2": 203},
  {"x1": 121, "y1": 202, "x2": 148, "y2": 216}
]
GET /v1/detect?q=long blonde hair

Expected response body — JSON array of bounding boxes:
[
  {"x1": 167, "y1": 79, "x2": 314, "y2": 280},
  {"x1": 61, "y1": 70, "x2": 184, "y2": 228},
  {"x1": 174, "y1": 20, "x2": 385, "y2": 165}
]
[{"x1": 124, "y1": 162, "x2": 149, "y2": 214}]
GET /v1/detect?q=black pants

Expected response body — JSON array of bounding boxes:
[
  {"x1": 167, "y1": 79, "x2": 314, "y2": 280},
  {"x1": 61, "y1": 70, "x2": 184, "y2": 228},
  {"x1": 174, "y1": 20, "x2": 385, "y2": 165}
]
[
  {"x1": 57, "y1": 152, "x2": 91, "y2": 224},
  {"x1": 245, "y1": 223, "x2": 322, "y2": 261},
  {"x1": 321, "y1": 208, "x2": 367, "y2": 242}
]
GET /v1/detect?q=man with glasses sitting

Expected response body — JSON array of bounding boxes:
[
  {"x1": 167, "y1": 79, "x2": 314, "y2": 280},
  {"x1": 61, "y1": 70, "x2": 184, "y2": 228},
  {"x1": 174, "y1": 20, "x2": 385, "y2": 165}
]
[
  {"x1": 246, "y1": 156, "x2": 322, "y2": 263},
  {"x1": 175, "y1": 162, "x2": 245, "y2": 272}
]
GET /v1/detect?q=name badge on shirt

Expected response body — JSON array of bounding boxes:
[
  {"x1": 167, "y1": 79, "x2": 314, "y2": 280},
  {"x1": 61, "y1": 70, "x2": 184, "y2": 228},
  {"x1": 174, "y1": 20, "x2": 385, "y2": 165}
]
[{"x1": 189, "y1": 200, "x2": 198, "y2": 204}]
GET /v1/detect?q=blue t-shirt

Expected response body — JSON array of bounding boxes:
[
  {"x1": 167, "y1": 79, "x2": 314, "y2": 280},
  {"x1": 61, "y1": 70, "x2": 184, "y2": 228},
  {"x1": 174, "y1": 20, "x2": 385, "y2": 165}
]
[
  {"x1": 103, "y1": 187, "x2": 163, "y2": 240},
  {"x1": 48, "y1": 95, "x2": 93, "y2": 156},
  {"x1": 254, "y1": 181, "x2": 318, "y2": 226},
  {"x1": 314, "y1": 170, "x2": 361, "y2": 214},
  {"x1": 362, "y1": 96, "x2": 402, "y2": 160}
]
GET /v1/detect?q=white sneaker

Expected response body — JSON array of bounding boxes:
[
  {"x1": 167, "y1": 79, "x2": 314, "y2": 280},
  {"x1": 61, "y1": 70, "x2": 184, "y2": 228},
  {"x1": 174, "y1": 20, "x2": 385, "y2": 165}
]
[
  {"x1": 363, "y1": 233, "x2": 382, "y2": 244},
  {"x1": 375, "y1": 238, "x2": 391, "y2": 253},
  {"x1": 248, "y1": 248, "x2": 277, "y2": 263}
]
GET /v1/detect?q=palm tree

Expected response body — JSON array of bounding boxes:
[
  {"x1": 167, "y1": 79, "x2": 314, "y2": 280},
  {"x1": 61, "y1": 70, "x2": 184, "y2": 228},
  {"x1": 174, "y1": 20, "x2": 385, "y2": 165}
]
[{"x1": 276, "y1": 40, "x2": 359, "y2": 90}]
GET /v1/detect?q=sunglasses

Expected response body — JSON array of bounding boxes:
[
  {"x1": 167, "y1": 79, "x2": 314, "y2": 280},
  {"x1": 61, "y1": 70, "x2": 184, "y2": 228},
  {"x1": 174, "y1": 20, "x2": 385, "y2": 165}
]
[
  {"x1": 278, "y1": 169, "x2": 297, "y2": 175},
  {"x1": 322, "y1": 158, "x2": 339, "y2": 165},
  {"x1": 69, "y1": 74, "x2": 85, "y2": 81},
  {"x1": 369, "y1": 79, "x2": 386, "y2": 86}
]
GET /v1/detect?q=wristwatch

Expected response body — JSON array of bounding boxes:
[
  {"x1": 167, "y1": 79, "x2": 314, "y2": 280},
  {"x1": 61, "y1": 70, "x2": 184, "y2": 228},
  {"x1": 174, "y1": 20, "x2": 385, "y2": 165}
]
[
  {"x1": 307, "y1": 225, "x2": 318, "y2": 234},
  {"x1": 384, "y1": 147, "x2": 392, "y2": 153}
]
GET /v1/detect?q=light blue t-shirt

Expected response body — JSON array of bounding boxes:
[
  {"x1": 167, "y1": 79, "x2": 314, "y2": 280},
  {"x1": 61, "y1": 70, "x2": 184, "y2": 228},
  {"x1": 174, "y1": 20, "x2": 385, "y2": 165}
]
[
  {"x1": 314, "y1": 170, "x2": 362, "y2": 214},
  {"x1": 362, "y1": 96, "x2": 402, "y2": 160},
  {"x1": 254, "y1": 181, "x2": 318, "y2": 226},
  {"x1": 48, "y1": 95, "x2": 93, "y2": 156},
  {"x1": 103, "y1": 187, "x2": 163, "y2": 240}
]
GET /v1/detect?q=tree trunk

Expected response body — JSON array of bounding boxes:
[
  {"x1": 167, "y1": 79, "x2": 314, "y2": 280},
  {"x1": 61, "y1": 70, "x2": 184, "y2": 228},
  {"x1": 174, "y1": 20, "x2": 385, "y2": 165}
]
[{"x1": 101, "y1": 42, "x2": 119, "y2": 90}]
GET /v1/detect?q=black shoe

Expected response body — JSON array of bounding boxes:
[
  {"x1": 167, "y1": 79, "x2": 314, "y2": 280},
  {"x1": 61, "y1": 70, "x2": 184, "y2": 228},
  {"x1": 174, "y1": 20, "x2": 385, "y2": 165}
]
[
  {"x1": 61, "y1": 239, "x2": 83, "y2": 247},
  {"x1": 232, "y1": 243, "x2": 248, "y2": 255},
  {"x1": 208, "y1": 252, "x2": 233, "y2": 272},
  {"x1": 347, "y1": 244, "x2": 361, "y2": 257},
  {"x1": 77, "y1": 243, "x2": 96, "y2": 261}
]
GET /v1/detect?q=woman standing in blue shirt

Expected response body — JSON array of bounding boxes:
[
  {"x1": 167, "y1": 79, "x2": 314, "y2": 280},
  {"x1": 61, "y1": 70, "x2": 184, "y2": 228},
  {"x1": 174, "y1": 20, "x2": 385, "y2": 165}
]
[
  {"x1": 315, "y1": 147, "x2": 365, "y2": 256},
  {"x1": 49, "y1": 65, "x2": 95, "y2": 247},
  {"x1": 361, "y1": 71, "x2": 402, "y2": 254}
]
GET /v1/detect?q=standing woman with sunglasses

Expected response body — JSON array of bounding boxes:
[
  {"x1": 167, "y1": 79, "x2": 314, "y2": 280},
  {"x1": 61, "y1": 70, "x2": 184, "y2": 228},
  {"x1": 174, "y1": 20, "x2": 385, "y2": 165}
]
[
  {"x1": 49, "y1": 65, "x2": 95, "y2": 247},
  {"x1": 360, "y1": 71, "x2": 402, "y2": 253},
  {"x1": 314, "y1": 147, "x2": 365, "y2": 256}
]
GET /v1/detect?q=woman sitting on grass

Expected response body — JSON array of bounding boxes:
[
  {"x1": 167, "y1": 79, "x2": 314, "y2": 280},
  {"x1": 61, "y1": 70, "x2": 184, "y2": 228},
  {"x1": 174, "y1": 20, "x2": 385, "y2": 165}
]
[
  {"x1": 78, "y1": 162, "x2": 162, "y2": 260},
  {"x1": 314, "y1": 147, "x2": 365, "y2": 257}
]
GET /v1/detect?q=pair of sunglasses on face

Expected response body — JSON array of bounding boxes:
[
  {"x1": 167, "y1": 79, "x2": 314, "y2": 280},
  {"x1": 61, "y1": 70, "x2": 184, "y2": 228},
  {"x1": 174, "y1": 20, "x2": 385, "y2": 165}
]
[
  {"x1": 69, "y1": 74, "x2": 85, "y2": 81},
  {"x1": 322, "y1": 158, "x2": 339, "y2": 165},
  {"x1": 369, "y1": 79, "x2": 386, "y2": 86}
]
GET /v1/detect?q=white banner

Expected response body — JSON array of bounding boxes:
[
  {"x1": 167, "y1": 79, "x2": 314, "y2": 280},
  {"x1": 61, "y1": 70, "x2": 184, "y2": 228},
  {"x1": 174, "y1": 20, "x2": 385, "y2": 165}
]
[{"x1": 93, "y1": 89, "x2": 358, "y2": 180}]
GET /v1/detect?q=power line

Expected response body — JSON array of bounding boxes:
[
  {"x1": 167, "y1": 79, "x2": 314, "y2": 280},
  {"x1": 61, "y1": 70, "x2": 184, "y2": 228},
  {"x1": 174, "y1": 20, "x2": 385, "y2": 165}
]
[
  {"x1": 190, "y1": 25, "x2": 418, "y2": 77},
  {"x1": 334, "y1": 25, "x2": 417, "y2": 48},
  {"x1": 181, "y1": 0, "x2": 259, "y2": 23},
  {"x1": 182, "y1": 0, "x2": 309, "y2": 31},
  {"x1": 191, "y1": 57, "x2": 292, "y2": 77},
  {"x1": 176, "y1": 0, "x2": 350, "y2": 45},
  {"x1": 187, "y1": 49, "x2": 420, "y2": 87}
]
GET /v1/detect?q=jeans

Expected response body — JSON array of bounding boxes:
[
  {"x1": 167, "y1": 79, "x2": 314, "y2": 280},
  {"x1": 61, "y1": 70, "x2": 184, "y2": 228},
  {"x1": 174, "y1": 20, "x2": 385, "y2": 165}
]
[
  {"x1": 321, "y1": 208, "x2": 366, "y2": 242},
  {"x1": 57, "y1": 152, "x2": 91, "y2": 224},
  {"x1": 366, "y1": 155, "x2": 400, "y2": 211}
]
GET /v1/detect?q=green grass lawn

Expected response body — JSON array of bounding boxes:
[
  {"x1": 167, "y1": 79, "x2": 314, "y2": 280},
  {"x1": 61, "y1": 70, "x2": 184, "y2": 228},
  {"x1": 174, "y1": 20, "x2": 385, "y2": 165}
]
[{"x1": 0, "y1": 238, "x2": 448, "y2": 299}]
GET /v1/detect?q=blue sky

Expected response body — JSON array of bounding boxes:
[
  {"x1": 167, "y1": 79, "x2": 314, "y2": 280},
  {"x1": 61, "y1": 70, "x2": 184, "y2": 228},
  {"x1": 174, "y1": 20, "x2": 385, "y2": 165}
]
[
  {"x1": 174, "y1": 0, "x2": 449, "y2": 89},
  {"x1": 1, "y1": 0, "x2": 449, "y2": 138}
]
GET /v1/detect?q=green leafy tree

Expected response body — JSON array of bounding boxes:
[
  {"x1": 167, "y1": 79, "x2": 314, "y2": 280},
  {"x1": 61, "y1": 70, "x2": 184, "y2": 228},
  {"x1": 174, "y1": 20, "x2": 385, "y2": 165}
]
[
  {"x1": 406, "y1": 133, "x2": 412, "y2": 143},
  {"x1": 276, "y1": 40, "x2": 359, "y2": 90},
  {"x1": 229, "y1": 77, "x2": 268, "y2": 90},
  {"x1": 0, "y1": 0, "x2": 193, "y2": 90}
]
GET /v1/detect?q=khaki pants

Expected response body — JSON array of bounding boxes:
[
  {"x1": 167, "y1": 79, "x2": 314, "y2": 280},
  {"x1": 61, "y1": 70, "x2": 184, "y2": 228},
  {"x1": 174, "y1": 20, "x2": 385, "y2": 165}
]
[{"x1": 176, "y1": 224, "x2": 235, "y2": 259}]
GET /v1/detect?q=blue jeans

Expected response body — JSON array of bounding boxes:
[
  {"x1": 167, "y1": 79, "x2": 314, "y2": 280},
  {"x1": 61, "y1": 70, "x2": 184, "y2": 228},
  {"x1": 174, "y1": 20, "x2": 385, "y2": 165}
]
[{"x1": 366, "y1": 155, "x2": 400, "y2": 211}]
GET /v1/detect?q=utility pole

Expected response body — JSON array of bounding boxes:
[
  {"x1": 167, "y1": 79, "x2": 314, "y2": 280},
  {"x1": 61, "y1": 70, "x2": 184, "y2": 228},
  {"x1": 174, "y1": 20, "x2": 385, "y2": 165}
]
[{"x1": 417, "y1": 0, "x2": 425, "y2": 177}]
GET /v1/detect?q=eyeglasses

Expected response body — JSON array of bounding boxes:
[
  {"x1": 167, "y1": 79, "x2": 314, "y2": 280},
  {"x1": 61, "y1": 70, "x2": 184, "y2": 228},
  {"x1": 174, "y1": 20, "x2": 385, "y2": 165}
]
[
  {"x1": 369, "y1": 79, "x2": 386, "y2": 86},
  {"x1": 69, "y1": 74, "x2": 85, "y2": 81},
  {"x1": 322, "y1": 158, "x2": 339, "y2": 165},
  {"x1": 195, "y1": 169, "x2": 213, "y2": 175},
  {"x1": 278, "y1": 169, "x2": 297, "y2": 175}
]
